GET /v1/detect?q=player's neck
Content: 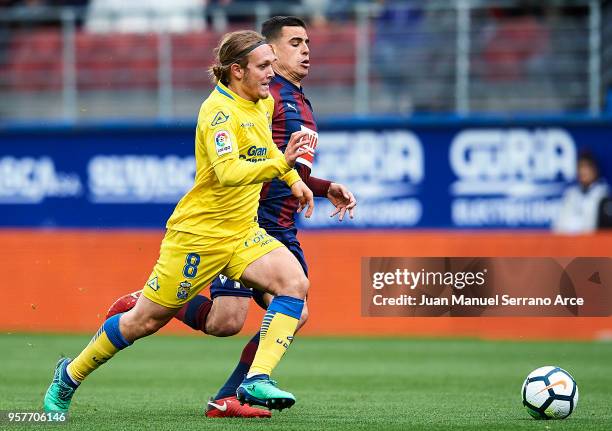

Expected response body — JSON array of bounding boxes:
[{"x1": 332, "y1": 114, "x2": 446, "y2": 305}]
[
  {"x1": 274, "y1": 70, "x2": 301, "y2": 88},
  {"x1": 226, "y1": 82, "x2": 258, "y2": 103}
]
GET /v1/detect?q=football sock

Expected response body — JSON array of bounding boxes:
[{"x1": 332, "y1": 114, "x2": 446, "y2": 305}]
[
  {"x1": 67, "y1": 313, "x2": 132, "y2": 383},
  {"x1": 174, "y1": 295, "x2": 212, "y2": 333},
  {"x1": 214, "y1": 333, "x2": 260, "y2": 399},
  {"x1": 247, "y1": 296, "x2": 303, "y2": 377}
]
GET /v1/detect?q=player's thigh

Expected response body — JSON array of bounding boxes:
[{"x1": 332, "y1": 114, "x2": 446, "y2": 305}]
[
  {"x1": 252, "y1": 233, "x2": 309, "y2": 309},
  {"x1": 142, "y1": 229, "x2": 231, "y2": 308},
  {"x1": 239, "y1": 246, "x2": 309, "y2": 298},
  {"x1": 207, "y1": 295, "x2": 250, "y2": 336},
  {"x1": 223, "y1": 225, "x2": 284, "y2": 285}
]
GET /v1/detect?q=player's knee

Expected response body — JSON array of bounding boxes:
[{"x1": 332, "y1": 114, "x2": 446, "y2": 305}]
[
  {"x1": 292, "y1": 274, "x2": 310, "y2": 299},
  {"x1": 269, "y1": 273, "x2": 308, "y2": 298},
  {"x1": 206, "y1": 316, "x2": 244, "y2": 337}
]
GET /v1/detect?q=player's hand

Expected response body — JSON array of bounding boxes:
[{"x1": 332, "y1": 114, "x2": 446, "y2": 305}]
[
  {"x1": 284, "y1": 131, "x2": 311, "y2": 167},
  {"x1": 327, "y1": 182, "x2": 356, "y2": 221},
  {"x1": 291, "y1": 180, "x2": 315, "y2": 218}
]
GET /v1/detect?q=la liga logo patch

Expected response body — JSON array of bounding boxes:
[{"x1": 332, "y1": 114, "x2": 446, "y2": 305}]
[{"x1": 214, "y1": 130, "x2": 232, "y2": 156}]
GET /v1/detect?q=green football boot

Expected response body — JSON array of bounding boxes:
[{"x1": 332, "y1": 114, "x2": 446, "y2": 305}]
[
  {"x1": 236, "y1": 374, "x2": 295, "y2": 411},
  {"x1": 43, "y1": 358, "x2": 78, "y2": 413}
]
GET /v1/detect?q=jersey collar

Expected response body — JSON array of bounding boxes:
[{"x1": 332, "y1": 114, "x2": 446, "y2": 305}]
[
  {"x1": 215, "y1": 82, "x2": 261, "y2": 108},
  {"x1": 272, "y1": 73, "x2": 304, "y2": 94}
]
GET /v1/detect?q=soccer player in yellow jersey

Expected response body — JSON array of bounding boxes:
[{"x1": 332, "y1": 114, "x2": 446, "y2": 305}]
[{"x1": 44, "y1": 30, "x2": 315, "y2": 413}]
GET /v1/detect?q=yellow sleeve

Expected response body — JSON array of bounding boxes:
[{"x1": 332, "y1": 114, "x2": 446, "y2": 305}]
[
  {"x1": 201, "y1": 104, "x2": 293, "y2": 187},
  {"x1": 201, "y1": 105, "x2": 240, "y2": 167},
  {"x1": 280, "y1": 169, "x2": 301, "y2": 187},
  {"x1": 213, "y1": 157, "x2": 293, "y2": 187}
]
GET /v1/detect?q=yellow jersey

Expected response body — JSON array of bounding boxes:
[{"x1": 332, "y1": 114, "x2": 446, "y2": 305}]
[{"x1": 166, "y1": 82, "x2": 301, "y2": 238}]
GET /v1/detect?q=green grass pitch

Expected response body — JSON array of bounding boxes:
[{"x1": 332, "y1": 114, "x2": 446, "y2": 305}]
[{"x1": 1, "y1": 333, "x2": 611, "y2": 430}]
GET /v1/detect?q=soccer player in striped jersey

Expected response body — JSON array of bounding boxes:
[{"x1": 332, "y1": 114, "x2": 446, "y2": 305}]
[{"x1": 105, "y1": 16, "x2": 356, "y2": 418}]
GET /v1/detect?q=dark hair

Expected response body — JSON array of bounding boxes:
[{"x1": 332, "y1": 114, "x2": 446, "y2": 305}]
[
  {"x1": 578, "y1": 151, "x2": 599, "y2": 175},
  {"x1": 261, "y1": 16, "x2": 307, "y2": 42},
  {"x1": 208, "y1": 30, "x2": 266, "y2": 85}
]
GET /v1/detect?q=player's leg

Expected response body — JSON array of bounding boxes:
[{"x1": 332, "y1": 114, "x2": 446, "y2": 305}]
[
  {"x1": 106, "y1": 277, "x2": 252, "y2": 336},
  {"x1": 174, "y1": 278, "x2": 267, "y2": 418},
  {"x1": 203, "y1": 275, "x2": 254, "y2": 336},
  {"x1": 227, "y1": 240, "x2": 308, "y2": 410},
  {"x1": 44, "y1": 294, "x2": 179, "y2": 412},
  {"x1": 211, "y1": 295, "x2": 308, "y2": 395},
  {"x1": 251, "y1": 232, "x2": 311, "y2": 333},
  {"x1": 105, "y1": 285, "x2": 268, "y2": 418},
  {"x1": 44, "y1": 229, "x2": 226, "y2": 412},
  {"x1": 212, "y1": 232, "x2": 309, "y2": 411}
]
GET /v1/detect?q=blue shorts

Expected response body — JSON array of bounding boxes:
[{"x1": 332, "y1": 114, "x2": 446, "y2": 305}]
[{"x1": 209, "y1": 229, "x2": 308, "y2": 310}]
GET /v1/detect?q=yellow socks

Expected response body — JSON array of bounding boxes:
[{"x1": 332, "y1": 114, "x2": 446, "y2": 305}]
[
  {"x1": 67, "y1": 314, "x2": 132, "y2": 383},
  {"x1": 248, "y1": 296, "x2": 303, "y2": 377}
]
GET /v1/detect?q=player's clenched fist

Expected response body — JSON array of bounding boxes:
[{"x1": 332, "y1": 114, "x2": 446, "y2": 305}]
[{"x1": 284, "y1": 131, "x2": 311, "y2": 166}]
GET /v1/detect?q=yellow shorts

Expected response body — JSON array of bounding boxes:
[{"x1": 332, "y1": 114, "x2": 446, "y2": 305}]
[{"x1": 142, "y1": 224, "x2": 283, "y2": 308}]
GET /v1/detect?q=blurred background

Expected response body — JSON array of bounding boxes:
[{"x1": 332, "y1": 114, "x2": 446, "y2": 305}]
[
  {"x1": 1, "y1": 0, "x2": 611, "y2": 118},
  {"x1": 1, "y1": 0, "x2": 612, "y2": 340}
]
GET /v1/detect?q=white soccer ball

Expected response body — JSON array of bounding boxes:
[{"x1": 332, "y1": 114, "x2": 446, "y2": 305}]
[{"x1": 521, "y1": 366, "x2": 578, "y2": 419}]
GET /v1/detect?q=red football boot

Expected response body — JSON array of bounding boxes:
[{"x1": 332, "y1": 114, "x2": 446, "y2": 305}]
[
  {"x1": 105, "y1": 290, "x2": 141, "y2": 319},
  {"x1": 205, "y1": 396, "x2": 272, "y2": 418}
]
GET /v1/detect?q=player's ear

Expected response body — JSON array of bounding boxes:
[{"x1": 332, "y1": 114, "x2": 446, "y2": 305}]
[{"x1": 230, "y1": 63, "x2": 244, "y2": 81}]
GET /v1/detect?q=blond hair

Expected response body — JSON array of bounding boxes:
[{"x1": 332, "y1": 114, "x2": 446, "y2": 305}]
[{"x1": 208, "y1": 30, "x2": 267, "y2": 85}]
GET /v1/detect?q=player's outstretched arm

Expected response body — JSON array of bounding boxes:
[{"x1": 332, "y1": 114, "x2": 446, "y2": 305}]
[{"x1": 326, "y1": 183, "x2": 356, "y2": 221}]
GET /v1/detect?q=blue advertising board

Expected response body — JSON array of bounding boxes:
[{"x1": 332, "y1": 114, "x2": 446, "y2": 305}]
[{"x1": 1, "y1": 119, "x2": 611, "y2": 229}]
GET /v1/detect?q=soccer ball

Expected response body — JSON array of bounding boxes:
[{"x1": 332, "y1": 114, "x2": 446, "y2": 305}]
[{"x1": 521, "y1": 366, "x2": 578, "y2": 419}]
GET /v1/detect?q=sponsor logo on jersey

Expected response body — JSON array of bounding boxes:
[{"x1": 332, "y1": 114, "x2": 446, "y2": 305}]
[
  {"x1": 239, "y1": 145, "x2": 267, "y2": 162},
  {"x1": 286, "y1": 102, "x2": 297, "y2": 112},
  {"x1": 211, "y1": 111, "x2": 229, "y2": 126},
  {"x1": 247, "y1": 146, "x2": 267, "y2": 157},
  {"x1": 214, "y1": 130, "x2": 233, "y2": 156},
  {"x1": 240, "y1": 122, "x2": 255, "y2": 128}
]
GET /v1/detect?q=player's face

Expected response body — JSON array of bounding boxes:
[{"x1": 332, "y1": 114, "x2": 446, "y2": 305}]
[
  {"x1": 577, "y1": 160, "x2": 597, "y2": 187},
  {"x1": 240, "y1": 44, "x2": 276, "y2": 102},
  {"x1": 270, "y1": 26, "x2": 310, "y2": 86}
]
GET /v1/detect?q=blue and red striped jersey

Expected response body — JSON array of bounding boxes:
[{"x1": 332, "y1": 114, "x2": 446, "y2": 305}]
[{"x1": 258, "y1": 74, "x2": 322, "y2": 232}]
